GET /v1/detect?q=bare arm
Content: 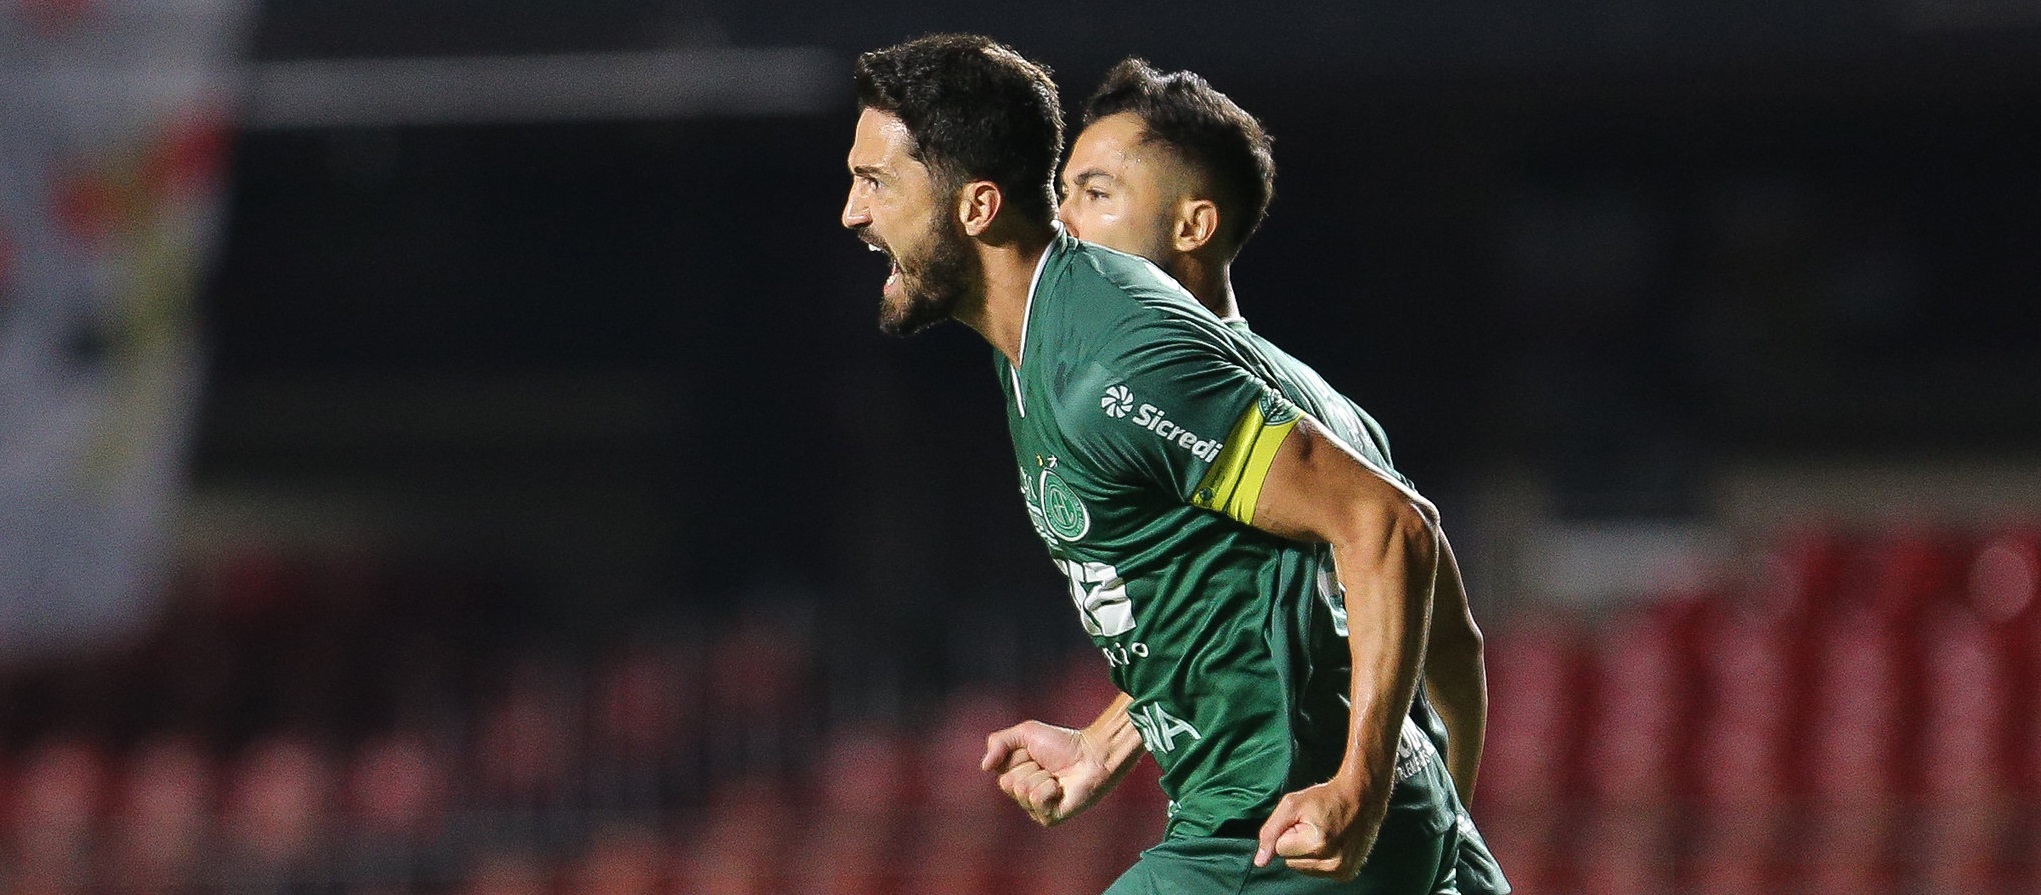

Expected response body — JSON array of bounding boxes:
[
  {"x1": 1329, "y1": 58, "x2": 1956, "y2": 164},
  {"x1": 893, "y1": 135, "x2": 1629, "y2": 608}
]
[
  {"x1": 1423, "y1": 533, "x2": 1488, "y2": 803},
  {"x1": 1246, "y1": 416, "x2": 1438, "y2": 880}
]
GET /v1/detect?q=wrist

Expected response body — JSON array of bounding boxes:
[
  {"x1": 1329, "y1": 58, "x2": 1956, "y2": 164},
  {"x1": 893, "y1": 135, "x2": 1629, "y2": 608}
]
[
  {"x1": 1331, "y1": 752, "x2": 1394, "y2": 800},
  {"x1": 1084, "y1": 709, "x2": 1147, "y2": 777}
]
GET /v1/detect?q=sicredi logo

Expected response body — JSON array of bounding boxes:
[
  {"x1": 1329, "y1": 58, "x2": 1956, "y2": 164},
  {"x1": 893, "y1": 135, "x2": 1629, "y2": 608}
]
[
  {"x1": 1101, "y1": 384, "x2": 1134, "y2": 418},
  {"x1": 1103, "y1": 384, "x2": 1224, "y2": 462}
]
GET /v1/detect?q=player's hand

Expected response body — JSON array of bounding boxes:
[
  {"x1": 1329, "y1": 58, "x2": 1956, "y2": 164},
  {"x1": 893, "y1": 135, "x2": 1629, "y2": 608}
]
[
  {"x1": 1252, "y1": 775, "x2": 1381, "y2": 881},
  {"x1": 980, "y1": 720, "x2": 1115, "y2": 826}
]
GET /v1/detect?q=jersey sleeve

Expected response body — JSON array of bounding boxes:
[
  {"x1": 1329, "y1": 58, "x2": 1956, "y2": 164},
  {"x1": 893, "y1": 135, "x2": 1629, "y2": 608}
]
[{"x1": 1061, "y1": 318, "x2": 1303, "y2": 526}]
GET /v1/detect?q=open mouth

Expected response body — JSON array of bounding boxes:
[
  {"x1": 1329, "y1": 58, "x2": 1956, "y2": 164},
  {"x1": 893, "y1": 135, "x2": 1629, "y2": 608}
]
[{"x1": 867, "y1": 240, "x2": 901, "y2": 293}]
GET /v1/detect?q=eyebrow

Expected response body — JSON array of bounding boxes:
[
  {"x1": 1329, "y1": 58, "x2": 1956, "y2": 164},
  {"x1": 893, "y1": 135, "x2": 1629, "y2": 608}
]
[
  {"x1": 852, "y1": 164, "x2": 890, "y2": 179},
  {"x1": 1068, "y1": 169, "x2": 1116, "y2": 188}
]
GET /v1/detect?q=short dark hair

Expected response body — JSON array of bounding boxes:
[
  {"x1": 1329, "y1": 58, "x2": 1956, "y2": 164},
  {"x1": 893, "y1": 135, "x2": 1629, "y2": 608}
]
[
  {"x1": 854, "y1": 34, "x2": 1064, "y2": 228},
  {"x1": 1084, "y1": 58, "x2": 1275, "y2": 252}
]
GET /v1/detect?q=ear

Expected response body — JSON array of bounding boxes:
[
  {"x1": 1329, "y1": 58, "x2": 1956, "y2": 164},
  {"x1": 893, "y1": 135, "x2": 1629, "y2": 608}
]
[
  {"x1": 956, "y1": 181, "x2": 1004, "y2": 237},
  {"x1": 1173, "y1": 199, "x2": 1221, "y2": 253}
]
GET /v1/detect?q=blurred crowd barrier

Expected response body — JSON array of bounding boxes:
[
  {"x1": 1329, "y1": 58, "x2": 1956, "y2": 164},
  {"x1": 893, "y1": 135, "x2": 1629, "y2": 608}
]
[{"x1": 2, "y1": 519, "x2": 2036, "y2": 893}]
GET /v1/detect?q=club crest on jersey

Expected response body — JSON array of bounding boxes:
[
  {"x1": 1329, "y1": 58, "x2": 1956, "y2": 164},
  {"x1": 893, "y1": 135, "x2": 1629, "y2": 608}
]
[
  {"x1": 1038, "y1": 468, "x2": 1090, "y2": 541},
  {"x1": 1101, "y1": 383, "x2": 1224, "y2": 462},
  {"x1": 1021, "y1": 458, "x2": 1091, "y2": 543}
]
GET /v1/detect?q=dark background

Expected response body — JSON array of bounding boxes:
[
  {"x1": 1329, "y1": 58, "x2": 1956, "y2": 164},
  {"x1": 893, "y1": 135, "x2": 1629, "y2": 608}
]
[{"x1": 204, "y1": 1, "x2": 2041, "y2": 633}]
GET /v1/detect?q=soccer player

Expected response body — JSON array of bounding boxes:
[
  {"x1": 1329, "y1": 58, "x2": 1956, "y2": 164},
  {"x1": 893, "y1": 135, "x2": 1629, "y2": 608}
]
[
  {"x1": 1039, "y1": 60, "x2": 1509, "y2": 895},
  {"x1": 843, "y1": 35, "x2": 1479, "y2": 892},
  {"x1": 1004, "y1": 56, "x2": 1518, "y2": 895}
]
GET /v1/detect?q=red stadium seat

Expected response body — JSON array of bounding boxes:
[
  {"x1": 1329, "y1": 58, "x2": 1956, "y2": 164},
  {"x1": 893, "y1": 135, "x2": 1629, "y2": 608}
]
[
  {"x1": 105, "y1": 733, "x2": 215, "y2": 892},
  {"x1": 1582, "y1": 609, "x2": 1691, "y2": 809},
  {"x1": 475, "y1": 659, "x2": 578, "y2": 804},
  {"x1": 1480, "y1": 618, "x2": 1587, "y2": 811},
  {"x1": 589, "y1": 638, "x2": 700, "y2": 768},
  {"x1": 1691, "y1": 608, "x2": 1804, "y2": 810},
  {"x1": 1476, "y1": 615, "x2": 1584, "y2": 895},
  {"x1": 343, "y1": 729, "x2": 452, "y2": 839},
  {"x1": 1806, "y1": 614, "x2": 1908, "y2": 806},
  {"x1": 1918, "y1": 609, "x2": 2014, "y2": 803},
  {"x1": 1969, "y1": 524, "x2": 2041, "y2": 626},
  {"x1": 6, "y1": 736, "x2": 111, "y2": 882},
  {"x1": 219, "y1": 734, "x2": 335, "y2": 868}
]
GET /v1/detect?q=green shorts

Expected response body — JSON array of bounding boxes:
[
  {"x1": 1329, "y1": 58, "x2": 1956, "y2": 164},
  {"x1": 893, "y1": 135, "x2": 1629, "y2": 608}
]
[{"x1": 1102, "y1": 805, "x2": 1463, "y2": 895}]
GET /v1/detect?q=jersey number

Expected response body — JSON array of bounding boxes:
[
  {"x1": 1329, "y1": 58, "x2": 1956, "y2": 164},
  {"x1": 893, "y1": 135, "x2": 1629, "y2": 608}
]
[{"x1": 1057, "y1": 559, "x2": 1136, "y2": 637}]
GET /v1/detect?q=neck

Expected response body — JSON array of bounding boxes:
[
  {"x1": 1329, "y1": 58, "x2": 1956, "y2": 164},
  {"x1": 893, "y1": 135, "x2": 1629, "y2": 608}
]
[
  {"x1": 954, "y1": 223, "x2": 1056, "y2": 364},
  {"x1": 1167, "y1": 252, "x2": 1239, "y2": 320}
]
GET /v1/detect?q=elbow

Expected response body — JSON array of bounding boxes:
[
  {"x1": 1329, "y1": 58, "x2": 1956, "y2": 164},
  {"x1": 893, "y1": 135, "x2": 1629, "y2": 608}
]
[
  {"x1": 1394, "y1": 499, "x2": 1440, "y2": 560},
  {"x1": 1434, "y1": 614, "x2": 1485, "y2": 662},
  {"x1": 1357, "y1": 498, "x2": 1439, "y2": 582}
]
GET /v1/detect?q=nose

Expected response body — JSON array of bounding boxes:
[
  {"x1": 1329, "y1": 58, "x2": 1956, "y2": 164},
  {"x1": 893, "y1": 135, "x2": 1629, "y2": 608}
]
[{"x1": 842, "y1": 184, "x2": 870, "y2": 230}]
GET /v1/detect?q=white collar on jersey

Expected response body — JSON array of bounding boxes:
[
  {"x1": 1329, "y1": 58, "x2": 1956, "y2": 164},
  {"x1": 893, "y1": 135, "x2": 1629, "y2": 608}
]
[{"x1": 1010, "y1": 221, "x2": 1064, "y2": 417}]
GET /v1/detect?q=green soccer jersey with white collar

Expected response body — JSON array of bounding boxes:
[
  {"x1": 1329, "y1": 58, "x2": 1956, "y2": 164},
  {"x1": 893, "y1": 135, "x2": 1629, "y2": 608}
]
[{"x1": 996, "y1": 232, "x2": 1465, "y2": 844}]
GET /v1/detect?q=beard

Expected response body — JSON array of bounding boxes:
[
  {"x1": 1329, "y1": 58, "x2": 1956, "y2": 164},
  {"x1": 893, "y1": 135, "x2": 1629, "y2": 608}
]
[{"x1": 877, "y1": 214, "x2": 978, "y2": 338}]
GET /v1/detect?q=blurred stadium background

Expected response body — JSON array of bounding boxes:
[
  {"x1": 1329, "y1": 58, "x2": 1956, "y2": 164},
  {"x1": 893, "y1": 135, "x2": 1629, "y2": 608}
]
[{"x1": 3, "y1": 0, "x2": 2039, "y2": 892}]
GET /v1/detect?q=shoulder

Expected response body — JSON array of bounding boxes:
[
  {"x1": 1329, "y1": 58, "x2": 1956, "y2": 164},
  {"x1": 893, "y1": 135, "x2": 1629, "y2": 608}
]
[
  {"x1": 1068, "y1": 243, "x2": 1242, "y2": 353},
  {"x1": 1034, "y1": 240, "x2": 1241, "y2": 399},
  {"x1": 1039, "y1": 242, "x2": 1178, "y2": 331}
]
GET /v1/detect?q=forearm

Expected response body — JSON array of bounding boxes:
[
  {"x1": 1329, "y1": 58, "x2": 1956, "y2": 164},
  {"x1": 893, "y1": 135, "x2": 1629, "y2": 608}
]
[
  {"x1": 1423, "y1": 535, "x2": 1487, "y2": 802},
  {"x1": 1084, "y1": 690, "x2": 1148, "y2": 785},
  {"x1": 1330, "y1": 506, "x2": 1437, "y2": 840}
]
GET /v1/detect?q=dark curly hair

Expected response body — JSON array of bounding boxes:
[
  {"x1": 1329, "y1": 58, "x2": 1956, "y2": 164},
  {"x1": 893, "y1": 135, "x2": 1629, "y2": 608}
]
[
  {"x1": 854, "y1": 34, "x2": 1064, "y2": 228},
  {"x1": 1084, "y1": 58, "x2": 1275, "y2": 252}
]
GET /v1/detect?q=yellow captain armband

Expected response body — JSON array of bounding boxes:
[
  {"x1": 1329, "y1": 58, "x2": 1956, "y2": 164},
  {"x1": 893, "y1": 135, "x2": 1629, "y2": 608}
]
[{"x1": 1191, "y1": 395, "x2": 1301, "y2": 525}]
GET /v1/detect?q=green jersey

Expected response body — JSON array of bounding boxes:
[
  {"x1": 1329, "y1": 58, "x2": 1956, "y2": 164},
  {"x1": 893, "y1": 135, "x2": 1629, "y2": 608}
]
[{"x1": 997, "y1": 232, "x2": 1457, "y2": 841}]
